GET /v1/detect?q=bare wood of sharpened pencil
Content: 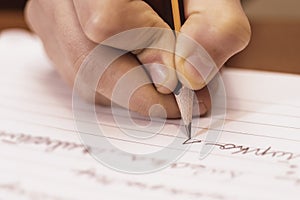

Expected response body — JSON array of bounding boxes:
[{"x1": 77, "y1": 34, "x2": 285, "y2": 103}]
[
  {"x1": 171, "y1": 0, "x2": 182, "y2": 31},
  {"x1": 171, "y1": 0, "x2": 193, "y2": 139}
]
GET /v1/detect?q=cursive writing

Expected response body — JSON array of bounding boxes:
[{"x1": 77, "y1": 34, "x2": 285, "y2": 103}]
[{"x1": 183, "y1": 138, "x2": 300, "y2": 161}]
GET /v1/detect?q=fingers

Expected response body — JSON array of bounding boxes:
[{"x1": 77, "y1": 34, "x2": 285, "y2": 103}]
[
  {"x1": 25, "y1": 0, "x2": 180, "y2": 118},
  {"x1": 176, "y1": 0, "x2": 251, "y2": 90},
  {"x1": 25, "y1": 0, "x2": 96, "y2": 84},
  {"x1": 94, "y1": 52, "x2": 181, "y2": 118},
  {"x1": 73, "y1": 0, "x2": 166, "y2": 43},
  {"x1": 73, "y1": 0, "x2": 178, "y2": 93},
  {"x1": 194, "y1": 86, "x2": 211, "y2": 117}
]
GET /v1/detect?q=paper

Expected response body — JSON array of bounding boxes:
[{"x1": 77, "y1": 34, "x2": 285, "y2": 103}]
[{"x1": 0, "y1": 29, "x2": 300, "y2": 200}]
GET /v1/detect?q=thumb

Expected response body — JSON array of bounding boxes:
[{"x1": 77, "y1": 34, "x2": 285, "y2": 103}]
[{"x1": 175, "y1": 0, "x2": 251, "y2": 90}]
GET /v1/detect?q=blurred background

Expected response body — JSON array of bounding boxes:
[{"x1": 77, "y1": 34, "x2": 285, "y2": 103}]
[
  {"x1": 0, "y1": 0, "x2": 27, "y2": 29},
  {"x1": 0, "y1": 0, "x2": 299, "y2": 73}
]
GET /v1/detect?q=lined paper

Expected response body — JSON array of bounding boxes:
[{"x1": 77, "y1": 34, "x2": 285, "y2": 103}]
[{"x1": 0, "y1": 30, "x2": 299, "y2": 200}]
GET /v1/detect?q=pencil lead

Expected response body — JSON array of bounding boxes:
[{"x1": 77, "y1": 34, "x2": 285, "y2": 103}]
[{"x1": 185, "y1": 123, "x2": 192, "y2": 139}]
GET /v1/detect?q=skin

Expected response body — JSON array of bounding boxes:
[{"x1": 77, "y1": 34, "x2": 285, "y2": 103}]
[{"x1": 25, "y1": 0, "x2": 251, "y2": 118}]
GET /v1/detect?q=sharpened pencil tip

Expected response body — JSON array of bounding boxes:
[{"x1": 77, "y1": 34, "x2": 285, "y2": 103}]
[{"x1": 185, "y1": 123, "x2": 192, "y2": 139}]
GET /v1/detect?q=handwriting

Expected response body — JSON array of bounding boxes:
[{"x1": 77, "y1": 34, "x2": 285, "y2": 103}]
[
  {"x1": 276, "y1": 175, "x2": 300, "y2": 186},
  {"x1": 275, "y1": 164, "x2": 300, "y2": 186},
  {"x1": 169, "y1": 162, "x2": 243, "y2": 179},
  {"x1": 0, "y1": 182, "x2": 68, "y2": 200},
  {"x1": 0, "y1": 131, "x2": 168, "y2": 167},
  {"x1": 0, "y1": 130, "x2": 88, "y2": 154},
  {"x1": 183, "y1": 138, "x2": 300, "y2": 161},
  {"x1": 73, "y1": 168, "x2": 228, "y2": 200}
]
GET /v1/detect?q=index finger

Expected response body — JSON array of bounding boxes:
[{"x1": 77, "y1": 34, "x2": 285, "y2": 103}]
[{"x1": 73, "y1": 0, "x2": 179, "y2": 94}]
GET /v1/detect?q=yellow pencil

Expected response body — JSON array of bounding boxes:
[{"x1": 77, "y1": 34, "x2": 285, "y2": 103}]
[{"x1": 171, "y1": 0, "x2": 182, "y2": 31}]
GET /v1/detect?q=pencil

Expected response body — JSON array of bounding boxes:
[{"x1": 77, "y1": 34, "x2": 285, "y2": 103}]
[
  {"x1": 144, "y1": 0, "x2": 194, "y2": 138},
  {"x1": 170, "y1": 0, "x2": 194, "y2": 139}
]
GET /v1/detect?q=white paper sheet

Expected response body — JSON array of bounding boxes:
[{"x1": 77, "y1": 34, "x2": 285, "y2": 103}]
[{"x1": 0, "y1": 29, "x2": 299, "y2": 200}]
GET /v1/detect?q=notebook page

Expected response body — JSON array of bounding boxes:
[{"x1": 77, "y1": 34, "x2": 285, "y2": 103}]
[{"x1": 0, "y1": 30, "x2": 299, "y2": 200}]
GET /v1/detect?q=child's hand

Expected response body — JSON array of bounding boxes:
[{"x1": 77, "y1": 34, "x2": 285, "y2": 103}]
[{"x1": 25, "y1": 0, "x2": 250, "y2": 118}]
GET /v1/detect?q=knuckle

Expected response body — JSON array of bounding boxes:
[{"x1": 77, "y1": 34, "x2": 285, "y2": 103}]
[
  {"x1": 24, "y1": 1, "x2": 33, "y2": 24},
  {"x1": 129, "y1": 93, "x2": 168, "y2": 118},
  {"x1": 130, "y1": 94, "x2": 156, "y2": 117},
  {"x1": 195, "y1": 87, "x2": 211, "y2": 116},
  {"x1": 216, "y1": 13, "x2": 251, "y2": 51},
  {"x1": 84, "y1": 12, "x2": 119, "y2": 43},
  {"x1": 199, "y1": 12, "x2": 251, "y2": 66}
]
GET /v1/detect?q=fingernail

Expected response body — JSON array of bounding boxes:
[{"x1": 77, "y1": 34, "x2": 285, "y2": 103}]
[
  {"x1": 183, "y1": 52, "x2": 216, "y2": 90},
  {"x1": 184, "y1": 59, "x2": 205, "y2": 86},
  {"x1": 148, "y1": 63, "x2": 168, "y2": 85},
  {"x1": 84, "y1": 14, "x2": 100, "y2": 41},
  {"x1": 175, "y1": 32, "x2": 217, "y2": 90},
  {"x1": 147, "y1": 63, "x2": 177, "y2": 93}
]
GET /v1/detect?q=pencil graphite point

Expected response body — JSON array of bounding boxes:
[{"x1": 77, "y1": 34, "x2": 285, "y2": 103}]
[
  {"x1": 174, "y1": 85, "x2": 194, "y2": 138},
  {"x1": 185, "y1": 123, "x2": 192, "y2": 139}
]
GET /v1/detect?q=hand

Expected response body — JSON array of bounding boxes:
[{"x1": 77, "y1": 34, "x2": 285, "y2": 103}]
[
  {"x1": 176, "y1": 0, "x2": 251, "y2": 90},
  {"x1": 70, "y1": 0, "x2": 251, "y2": 90},
  {"x1": 25, "y1": 0, "x2": 250, "y2": 118}
]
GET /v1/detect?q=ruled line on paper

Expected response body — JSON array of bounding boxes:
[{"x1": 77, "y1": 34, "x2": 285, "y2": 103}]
[
  {"x1": 2, "y1": 88, "x2": 300, "y2": 120},
  {"x1": 1, "y1": 88, "x2": 300, "y2": 129},
  {"x1": 1, "y1": 117, "x2": 300, "y2": 164},
  {"x1": 1, "y1": 87, "x2": 299, "y2": 122},
  {"x1": 1, "y1": 72, "x2": 300, "y2": 117},
  {"x1": 1, "y1": 109, "x2": 300, "y2": 150},
  {"x1": 3, "y1": 67, "x2": 300, "y2": 109},
  {"x1": 2, "y1": 111, "x2": 300, "y2": 148},
  {"x1": 1, "y1": 99, "x2": 300, "y2": 143},
  {"x1": 0, "y1": 128, "x2": 299, "y2": 181}
]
